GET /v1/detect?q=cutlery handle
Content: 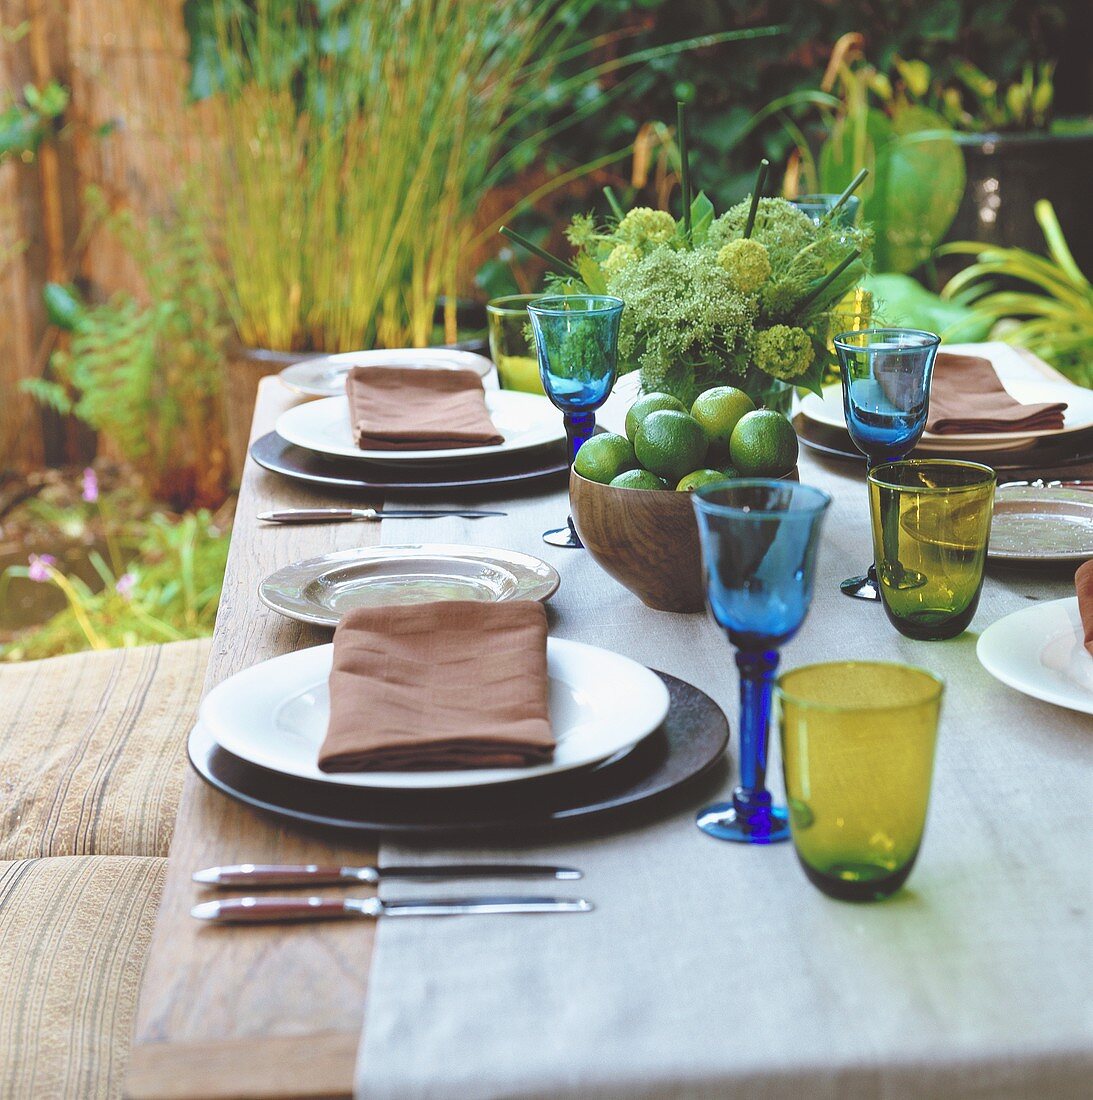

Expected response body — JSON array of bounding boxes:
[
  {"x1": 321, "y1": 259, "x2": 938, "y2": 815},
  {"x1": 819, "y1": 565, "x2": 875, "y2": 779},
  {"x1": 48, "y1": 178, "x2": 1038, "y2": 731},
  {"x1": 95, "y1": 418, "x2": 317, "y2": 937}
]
[
  {"x1": 192, "y1": 897, "x2": 367, "y2": 924},
  {"x1": 193, "y1": 864, "x2": 359, "y2": 887},
  {"x1": 258, "y1": 509, "x2": 370, "y2": 523}
]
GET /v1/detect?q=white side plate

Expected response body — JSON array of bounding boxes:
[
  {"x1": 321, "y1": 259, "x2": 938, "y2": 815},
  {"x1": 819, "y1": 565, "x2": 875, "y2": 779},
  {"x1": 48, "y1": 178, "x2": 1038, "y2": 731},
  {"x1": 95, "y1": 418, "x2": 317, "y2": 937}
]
[
  {"x1": 200, "y1": 639, "x2": 671, "y2": 789},
  {"x1": 976, "y1": 598, "x2": 1093, "y2": 716}
]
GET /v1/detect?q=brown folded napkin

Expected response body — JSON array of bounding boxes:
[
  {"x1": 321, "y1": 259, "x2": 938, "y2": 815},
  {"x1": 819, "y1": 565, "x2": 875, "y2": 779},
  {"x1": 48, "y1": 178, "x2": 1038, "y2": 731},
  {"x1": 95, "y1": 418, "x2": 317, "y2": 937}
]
[
  {"x1": 346, "y1": 366, "x2": 503, "y2": 450},
  {"x1": 926, "y1": 353, "x2": 1067, "y2": 435},
  {"x1": 318, "y1": 600, "x2": 553, "y2": 772},
  {"x1": 1075, "y1": 559, "x2": 1093, "y2": 658}
]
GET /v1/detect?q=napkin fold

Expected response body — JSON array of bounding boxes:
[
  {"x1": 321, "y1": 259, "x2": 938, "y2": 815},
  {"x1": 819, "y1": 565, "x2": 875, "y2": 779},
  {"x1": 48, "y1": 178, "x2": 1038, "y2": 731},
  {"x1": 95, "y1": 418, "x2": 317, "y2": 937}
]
[
  {"x1": 926, "y1": 353, "x2": 1067, "y2": 435},
  {"x1": 318, "y1": 600, "x2": 553, "y2": 772},
  {"x1": 346, "y1": 366, "x2": 503, "y2": 451},
  {"x1": 1075, "y1": 559, "x2": 1093, "y2": 658}
]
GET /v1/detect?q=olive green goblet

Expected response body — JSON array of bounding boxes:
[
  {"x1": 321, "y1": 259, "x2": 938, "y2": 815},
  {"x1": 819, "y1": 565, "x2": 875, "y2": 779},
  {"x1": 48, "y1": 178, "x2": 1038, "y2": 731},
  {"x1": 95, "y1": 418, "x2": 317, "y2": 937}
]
[
  {"x1": 777, "y1": 661, "x2": 944, "y2": 901},
  {"x1": 868, "y1": 459, "x2": 996, "y2": 640}
]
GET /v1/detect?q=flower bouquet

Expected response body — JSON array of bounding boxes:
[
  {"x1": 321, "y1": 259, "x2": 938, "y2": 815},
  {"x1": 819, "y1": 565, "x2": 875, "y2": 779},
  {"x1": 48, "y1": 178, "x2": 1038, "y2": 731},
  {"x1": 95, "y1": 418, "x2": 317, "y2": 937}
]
[{"x1": 503, "y1": 112, "x2": 871, "y2": 409}]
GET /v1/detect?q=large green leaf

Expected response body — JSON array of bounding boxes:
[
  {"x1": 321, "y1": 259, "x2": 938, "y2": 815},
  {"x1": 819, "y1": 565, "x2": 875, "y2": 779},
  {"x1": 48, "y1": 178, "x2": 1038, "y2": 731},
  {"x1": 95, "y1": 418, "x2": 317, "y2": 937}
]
[
  {"x1": 875, "y1": 106, "x2": 964, "y2": 273},
  {"x1": 819, "y1": 105, "x2": 963, "y2": 274}
]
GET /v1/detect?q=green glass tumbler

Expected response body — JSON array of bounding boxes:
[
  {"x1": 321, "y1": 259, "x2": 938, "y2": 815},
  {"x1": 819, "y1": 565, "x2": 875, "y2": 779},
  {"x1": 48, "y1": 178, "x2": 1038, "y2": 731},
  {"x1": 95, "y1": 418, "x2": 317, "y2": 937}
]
[
  {"x1": 486, "y1": 294, "x2": 545, "y2": 394},
  {"x1": 777, "y1": 661, "x2": 944, "y2": 901},
  {"x1": 868, "y1": 459, "x2": 996, "y2": 640}
]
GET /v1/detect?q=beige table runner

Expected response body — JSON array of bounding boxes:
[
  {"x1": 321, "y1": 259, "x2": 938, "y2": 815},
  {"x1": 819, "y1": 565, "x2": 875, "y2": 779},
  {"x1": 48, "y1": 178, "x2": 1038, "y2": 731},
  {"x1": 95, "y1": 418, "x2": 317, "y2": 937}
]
[{"x1": 355, "y1": 434, "x2": 1092, "y2": 1098}]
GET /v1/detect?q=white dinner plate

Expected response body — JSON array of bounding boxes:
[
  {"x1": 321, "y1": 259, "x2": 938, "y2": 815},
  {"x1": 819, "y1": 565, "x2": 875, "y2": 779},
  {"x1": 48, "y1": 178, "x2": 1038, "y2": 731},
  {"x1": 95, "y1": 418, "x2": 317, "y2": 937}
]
[
  {"x1": 199, "y1": 639, "x2": 671, "y2": 790},
  {"x1": 275, "y1": 389, "x2": 563, "y2": 464},
  {"x1": 258, "y1": 544, "x2": 561, "y2": 627},
  {"x1": 279, "y1": 348, "x2": 495, "y2": 398},
  {"x1": 799, "y1": 379, "x2": 1093, "y2": 453},
  {"x1": 976, "y1": 598, "x2": 1093, "y2": 716}
]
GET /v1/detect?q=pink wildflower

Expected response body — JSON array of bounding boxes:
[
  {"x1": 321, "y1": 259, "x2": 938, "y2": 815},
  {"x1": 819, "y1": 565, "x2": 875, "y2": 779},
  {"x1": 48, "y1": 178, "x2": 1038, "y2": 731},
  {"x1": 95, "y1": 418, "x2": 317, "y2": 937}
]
[
  {"x1": 115, "y1": 572, "x2": 136, "y2": 600},
  {"x1": 81, "y1": 467, "x2": 99, "y2": 503},
  {"x1": 27, "y1": 553, "x2": 57, "y2": 582}
]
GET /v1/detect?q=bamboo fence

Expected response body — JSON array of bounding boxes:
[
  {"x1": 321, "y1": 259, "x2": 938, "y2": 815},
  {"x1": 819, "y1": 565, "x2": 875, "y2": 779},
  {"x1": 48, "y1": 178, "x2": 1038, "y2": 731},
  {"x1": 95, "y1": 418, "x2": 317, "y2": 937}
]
[{"x1": 1, "y1": 0, "x2": 211, "y2": 471}]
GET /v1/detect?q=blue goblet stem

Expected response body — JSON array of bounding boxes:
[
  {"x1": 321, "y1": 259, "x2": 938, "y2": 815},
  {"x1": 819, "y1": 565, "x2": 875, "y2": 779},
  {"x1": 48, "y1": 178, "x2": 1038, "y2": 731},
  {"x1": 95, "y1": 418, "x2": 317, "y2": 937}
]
[
  {"x1": 734, "y1": 648, "x2": 780, "y2": 818},
  {"x1": 563, "y1": 411, "x2": 596, "y2": 467}
]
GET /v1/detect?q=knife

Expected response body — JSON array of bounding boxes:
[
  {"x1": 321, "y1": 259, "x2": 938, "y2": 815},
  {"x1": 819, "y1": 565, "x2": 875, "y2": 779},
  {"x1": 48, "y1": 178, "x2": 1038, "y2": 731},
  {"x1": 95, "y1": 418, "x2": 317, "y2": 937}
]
[
  {"x1": 192, "y1": 862, "x2": 582, "y2": 888},
  {"x1": 257, "y1": 507, "x2": 506, "y2": 523},
  {"x1": 191, "y1": 895, "x2": 593, "y2": 923}
]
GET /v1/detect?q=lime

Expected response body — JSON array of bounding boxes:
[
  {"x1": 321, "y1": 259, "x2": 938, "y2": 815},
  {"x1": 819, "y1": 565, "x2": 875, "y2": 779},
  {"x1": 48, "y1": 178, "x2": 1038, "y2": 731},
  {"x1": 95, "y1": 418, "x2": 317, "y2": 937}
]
[
  {"x1": 728, "y1": 410, "x2": 799, "y2": 477},
  {"x1": 610, "y1": 468, "x2": 668, "y2": 491},
  {"x1": 690, "y1": 386, "x2": 755, "y2": 450},
  {"x1": 719, "y1": 465, "x2": 739, "y2": 480},
  {"x1": 625, "y1": 392, "x2": 687, "y2": 442},
  {"x1": 634, "y1": 410, "x2": 709, "y2": 484},
  {"x1": 675, "y1": 469, "x2": 727, "y2": 492},
  {"x1": 573, "y1": 432, "x2": 637, "y2": 485}
]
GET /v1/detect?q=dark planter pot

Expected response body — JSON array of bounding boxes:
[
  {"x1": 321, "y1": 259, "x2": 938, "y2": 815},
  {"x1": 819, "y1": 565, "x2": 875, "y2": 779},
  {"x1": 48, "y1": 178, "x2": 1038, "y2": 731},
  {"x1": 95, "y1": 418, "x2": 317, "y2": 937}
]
[{"x1": 939, "y1": 130, "x2": 1093, "y2": 284}]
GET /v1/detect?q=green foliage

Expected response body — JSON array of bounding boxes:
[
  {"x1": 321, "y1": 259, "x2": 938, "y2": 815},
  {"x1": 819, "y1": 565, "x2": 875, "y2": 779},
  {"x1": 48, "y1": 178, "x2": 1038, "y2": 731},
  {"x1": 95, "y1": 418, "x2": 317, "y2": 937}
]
[
  {"x1": 1, "y1": 506, "x2": 229, "y2": 662},
  {"x1": 941, "y1": 201, "x2": 1093, "y2": 387},
  {"x1": 812, "y1": 63, "x2": 965, "y2": 275},
  {"x1": 0, "y1": 80, "x2": 68, "y2": 160},
  {"x1": 26, "y1": 188, "x2": 230, "y2": 480},
  {"x1": 555, "y1": 186, "x2": 868, "y2": 404},
  {"x1": 862, "y1": 273, "x2": 991, "y2": 343}
]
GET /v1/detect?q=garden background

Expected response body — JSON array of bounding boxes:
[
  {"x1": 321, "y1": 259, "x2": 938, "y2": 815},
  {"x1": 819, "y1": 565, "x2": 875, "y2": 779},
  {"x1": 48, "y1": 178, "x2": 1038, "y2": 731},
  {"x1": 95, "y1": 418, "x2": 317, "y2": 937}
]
[{"x1": 1, "y1": 0, "x2": 1089, "y2": 658}]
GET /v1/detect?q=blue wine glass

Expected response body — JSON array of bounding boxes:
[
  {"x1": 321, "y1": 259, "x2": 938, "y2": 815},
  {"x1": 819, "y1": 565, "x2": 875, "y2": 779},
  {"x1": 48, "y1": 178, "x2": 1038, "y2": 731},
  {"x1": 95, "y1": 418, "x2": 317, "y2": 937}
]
[
  {"x1": 834, "y1": 328, "x2": 940, "y2": 600},
  {"x1": 692, "y1": 480, "x2": 831, "y2": 844},
  {"x1": 528, "y1": 295, "x2": 624, "y2": 548}
]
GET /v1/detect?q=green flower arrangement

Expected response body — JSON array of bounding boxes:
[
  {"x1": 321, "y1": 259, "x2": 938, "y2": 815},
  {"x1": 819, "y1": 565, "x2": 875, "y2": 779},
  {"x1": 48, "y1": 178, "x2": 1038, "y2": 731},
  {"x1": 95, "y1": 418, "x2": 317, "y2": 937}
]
[{"x1": 504, "y1": 113, "x2": 872, "y2": 407}]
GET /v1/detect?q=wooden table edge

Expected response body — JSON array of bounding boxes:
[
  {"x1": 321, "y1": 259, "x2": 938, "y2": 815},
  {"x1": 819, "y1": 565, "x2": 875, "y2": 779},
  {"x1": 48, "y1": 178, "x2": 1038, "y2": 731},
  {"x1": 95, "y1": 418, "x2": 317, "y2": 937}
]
[{"x1": 125, "y1": 1030, "x2": 358, "y2": 1100}]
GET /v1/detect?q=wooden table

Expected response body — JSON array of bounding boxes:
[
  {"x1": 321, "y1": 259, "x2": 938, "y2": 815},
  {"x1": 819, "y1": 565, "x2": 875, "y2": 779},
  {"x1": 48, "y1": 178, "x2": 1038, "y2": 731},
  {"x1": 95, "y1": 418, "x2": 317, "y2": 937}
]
[
  {"x1": 127, "y1": 380, "x2": 385, "y2": 1100},
  {"x1": 128, "y1": 361, "x2": 1091, "y2": 1099}
]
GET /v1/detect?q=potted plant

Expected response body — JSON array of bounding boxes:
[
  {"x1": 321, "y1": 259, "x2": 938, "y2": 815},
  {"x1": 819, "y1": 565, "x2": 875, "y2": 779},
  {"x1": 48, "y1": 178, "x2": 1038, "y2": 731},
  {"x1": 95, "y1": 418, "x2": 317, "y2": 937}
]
[
  {"x1": 186, "y1": 0, "x2": 779, "y2": 466},
  {"x1": 892, "y1": 58, "x2": 1093, "y2": 279}
]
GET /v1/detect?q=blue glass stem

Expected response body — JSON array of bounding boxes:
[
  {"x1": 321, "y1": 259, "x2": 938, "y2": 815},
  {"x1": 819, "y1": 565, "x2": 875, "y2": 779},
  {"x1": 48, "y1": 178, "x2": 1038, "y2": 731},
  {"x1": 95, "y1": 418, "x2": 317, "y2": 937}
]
[
  {"x1": 563, "y1": 411, "x2": 596, "y2": 466},
  {"x1": 734, "y1": 648, "x2": 779, "y2": 815}
]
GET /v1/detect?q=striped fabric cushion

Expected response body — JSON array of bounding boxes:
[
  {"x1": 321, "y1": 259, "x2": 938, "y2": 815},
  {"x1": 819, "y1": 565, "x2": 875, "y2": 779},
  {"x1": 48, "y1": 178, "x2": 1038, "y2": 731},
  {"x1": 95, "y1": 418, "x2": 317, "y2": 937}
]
[
  {"x1": 0, "y1": 641, "x2": 209, "y2": 860},
  {"x1": 0, "y1": 855, "x2": 166, "y2": 1100}
]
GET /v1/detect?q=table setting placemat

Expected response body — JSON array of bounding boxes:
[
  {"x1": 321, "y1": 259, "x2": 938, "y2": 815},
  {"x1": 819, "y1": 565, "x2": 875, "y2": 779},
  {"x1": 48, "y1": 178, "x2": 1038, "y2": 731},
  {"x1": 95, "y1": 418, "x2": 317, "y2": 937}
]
[{"x1": 352, "y1": 446, "x2": 1092, "y2": 1099}]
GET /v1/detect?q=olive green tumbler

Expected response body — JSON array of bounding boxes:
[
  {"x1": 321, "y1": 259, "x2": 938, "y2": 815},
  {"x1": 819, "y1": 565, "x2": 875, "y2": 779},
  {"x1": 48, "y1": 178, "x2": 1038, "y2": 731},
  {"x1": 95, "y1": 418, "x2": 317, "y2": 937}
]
[
  {"x1": 777, "y1": 661, "x2": 944, "y2": 901},
  {"x1": 868, "y1": 459, "x2": 996, "y2": 640}
]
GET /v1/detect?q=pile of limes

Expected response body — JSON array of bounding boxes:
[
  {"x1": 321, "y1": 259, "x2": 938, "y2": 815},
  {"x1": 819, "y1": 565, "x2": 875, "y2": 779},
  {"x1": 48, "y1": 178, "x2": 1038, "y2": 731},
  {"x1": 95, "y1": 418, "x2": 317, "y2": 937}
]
[{"x1": 575, "y1": 386, "x2": 798, "y2": 491}]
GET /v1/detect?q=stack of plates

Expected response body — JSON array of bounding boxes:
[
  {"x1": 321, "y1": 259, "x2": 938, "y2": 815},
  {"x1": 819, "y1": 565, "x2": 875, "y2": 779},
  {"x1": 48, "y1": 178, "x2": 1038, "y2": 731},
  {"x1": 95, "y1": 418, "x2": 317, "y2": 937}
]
[
  {"x1": 189, "y1": 640, "x2": 730, "y2": 834},
  {"x1": 796, "y1": 343, "x2": 1093, "y2": 468},
  {"x1": 254, "y1": 349, "x2": 569, "y2": 492}
]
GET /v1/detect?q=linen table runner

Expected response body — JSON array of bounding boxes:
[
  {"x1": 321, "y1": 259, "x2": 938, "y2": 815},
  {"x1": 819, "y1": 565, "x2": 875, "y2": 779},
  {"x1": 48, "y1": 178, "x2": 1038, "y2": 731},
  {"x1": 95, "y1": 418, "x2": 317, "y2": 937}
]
[
  {"x1": 354, "y1": 433, "x2": 1093, "y2": 1098},
  {"x1": 346, "y1": 366, "x2": 503, "y2": 450}
]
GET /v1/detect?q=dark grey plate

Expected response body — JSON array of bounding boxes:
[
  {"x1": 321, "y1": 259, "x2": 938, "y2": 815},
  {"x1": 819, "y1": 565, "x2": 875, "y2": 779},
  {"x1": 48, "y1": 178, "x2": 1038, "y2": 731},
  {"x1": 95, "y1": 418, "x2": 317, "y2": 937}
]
[
  {"x1": 250, "y1": 431, "x2": 568, "y2": 493},
  {"x1": 188, "y1": 670, "x2": 730, "y2": 836}
]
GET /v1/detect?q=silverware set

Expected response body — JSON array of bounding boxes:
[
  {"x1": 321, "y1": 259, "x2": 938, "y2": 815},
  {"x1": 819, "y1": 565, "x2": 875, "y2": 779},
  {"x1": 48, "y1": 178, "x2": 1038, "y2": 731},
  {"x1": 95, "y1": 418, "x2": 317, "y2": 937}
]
[{"x1": 191, "y1": 862, "x2": 590, "y2": 924}]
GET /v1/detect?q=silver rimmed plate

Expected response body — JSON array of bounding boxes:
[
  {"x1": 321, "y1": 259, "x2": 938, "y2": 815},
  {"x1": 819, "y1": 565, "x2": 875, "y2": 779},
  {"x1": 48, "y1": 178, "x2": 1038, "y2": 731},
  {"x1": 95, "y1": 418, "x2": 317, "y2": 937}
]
[
  {"x1": 279, "y1": 348, "x2": 495, "y2": 398},
  {"x1": 259, "y1": 544, "x2": 560, "y2": 627},
  {"x1": 198, "y1": 639, "x2": 671, "y2": 790},
  {"x1": 977, "y1": 598, "x2": 1093, "y2": 716},
  {"x1": 989, "y1": 486, "x2": 1093, "y2": 563}
]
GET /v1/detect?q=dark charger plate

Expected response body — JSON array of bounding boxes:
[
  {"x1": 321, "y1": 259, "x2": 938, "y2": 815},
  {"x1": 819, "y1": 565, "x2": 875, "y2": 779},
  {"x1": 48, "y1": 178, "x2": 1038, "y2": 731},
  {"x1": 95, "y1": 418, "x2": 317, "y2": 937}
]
[
  {"x1": 188, "y1": 670, "x2": 730, "y2": 835},
  {"x1": 250, "y1": 431, "x2": 569, "y2": 493}
]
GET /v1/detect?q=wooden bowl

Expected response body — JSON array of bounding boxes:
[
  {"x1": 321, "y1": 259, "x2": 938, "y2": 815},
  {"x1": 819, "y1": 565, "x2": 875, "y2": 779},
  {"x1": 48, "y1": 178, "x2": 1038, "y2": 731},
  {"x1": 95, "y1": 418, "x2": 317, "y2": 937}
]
[{"x1": 569, "y1": 468, "x2": 799, "y2": 614}]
